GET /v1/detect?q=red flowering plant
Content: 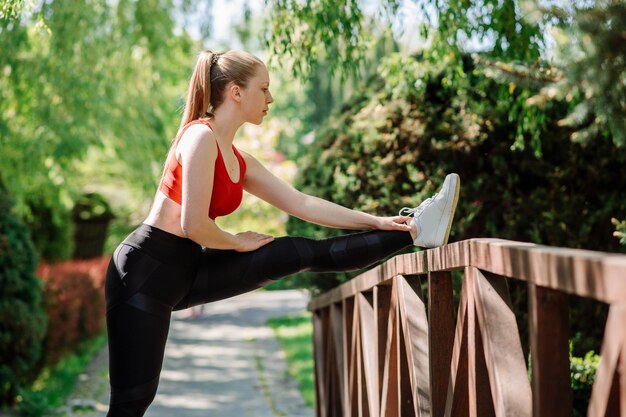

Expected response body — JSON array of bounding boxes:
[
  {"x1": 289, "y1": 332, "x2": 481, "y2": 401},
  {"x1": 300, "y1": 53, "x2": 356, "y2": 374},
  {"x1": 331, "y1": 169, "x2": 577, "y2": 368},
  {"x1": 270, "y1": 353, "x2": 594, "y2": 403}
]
[{"x1": 37, "y1": 257, "x2": 109, "y2": 365}]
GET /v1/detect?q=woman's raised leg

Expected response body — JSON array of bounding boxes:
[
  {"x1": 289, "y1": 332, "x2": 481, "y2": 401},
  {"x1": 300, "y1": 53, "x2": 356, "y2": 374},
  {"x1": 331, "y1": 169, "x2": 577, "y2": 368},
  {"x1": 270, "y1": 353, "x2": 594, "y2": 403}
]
[{"x1": 173, "y1": 230, "x2": 412, "y2": 309}]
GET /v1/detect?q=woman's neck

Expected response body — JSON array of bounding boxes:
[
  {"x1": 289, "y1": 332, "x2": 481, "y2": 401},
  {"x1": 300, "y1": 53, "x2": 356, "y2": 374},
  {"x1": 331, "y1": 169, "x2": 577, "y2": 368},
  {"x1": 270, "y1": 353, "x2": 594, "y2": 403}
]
[{"x1": 210, "y1": 106, "x2": 243, "y2": 146}]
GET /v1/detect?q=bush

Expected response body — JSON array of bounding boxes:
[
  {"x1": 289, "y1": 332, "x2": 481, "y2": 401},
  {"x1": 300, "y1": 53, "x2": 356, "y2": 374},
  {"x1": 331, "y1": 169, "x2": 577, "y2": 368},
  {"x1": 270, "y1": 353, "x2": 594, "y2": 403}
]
[
  {"x1": 0, "y1": 181, "x2": 47, "y2": 406},
  {"x1": 571, "y1": 348, "x2": 600, "y2": 417},
  {"x1": 287, "y1": 50, "x2": 626, "y2": 294},
  {"x1": 37, "y1": 257, "x2": 109, "y2": 366}
]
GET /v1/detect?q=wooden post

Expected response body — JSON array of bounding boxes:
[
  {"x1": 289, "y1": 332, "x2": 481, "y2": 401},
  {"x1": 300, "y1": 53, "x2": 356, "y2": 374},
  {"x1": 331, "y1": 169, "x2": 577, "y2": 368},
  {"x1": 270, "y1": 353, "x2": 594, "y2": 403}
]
[
  {"x1": 427, "y1": 271, "x2": 455, "y2": 417},
  {"x1": 528, "y1": 284, "x2": 573, "y2": 417}
]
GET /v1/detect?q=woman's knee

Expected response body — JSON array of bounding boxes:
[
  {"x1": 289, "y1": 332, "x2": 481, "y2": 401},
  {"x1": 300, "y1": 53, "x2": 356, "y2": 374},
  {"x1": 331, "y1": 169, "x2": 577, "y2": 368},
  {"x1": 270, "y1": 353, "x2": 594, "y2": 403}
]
[{"x1": 107, "y1": 377, "x2": 159, "y2": 417}]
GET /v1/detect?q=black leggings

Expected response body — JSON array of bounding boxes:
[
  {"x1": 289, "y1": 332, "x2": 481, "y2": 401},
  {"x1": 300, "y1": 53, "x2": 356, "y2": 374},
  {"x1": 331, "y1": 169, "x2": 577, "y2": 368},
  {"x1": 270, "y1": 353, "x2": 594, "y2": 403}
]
[{"x1": 105, "y1": 224, "x2": 412, "y2": 416}]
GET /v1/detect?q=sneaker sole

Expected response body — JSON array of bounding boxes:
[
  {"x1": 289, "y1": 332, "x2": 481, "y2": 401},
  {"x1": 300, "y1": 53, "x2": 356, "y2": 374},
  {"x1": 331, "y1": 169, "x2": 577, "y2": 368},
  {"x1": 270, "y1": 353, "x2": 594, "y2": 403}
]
[{"x1": 441, "y1": 174, "x2": 460, "y2": 245}]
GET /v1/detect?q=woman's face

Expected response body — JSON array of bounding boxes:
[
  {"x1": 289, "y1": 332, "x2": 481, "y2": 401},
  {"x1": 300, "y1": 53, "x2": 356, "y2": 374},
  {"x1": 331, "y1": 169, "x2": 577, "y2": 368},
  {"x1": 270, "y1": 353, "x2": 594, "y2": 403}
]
[{"x1": 240, "y1": 65, "x2": 273, "y2": 125}]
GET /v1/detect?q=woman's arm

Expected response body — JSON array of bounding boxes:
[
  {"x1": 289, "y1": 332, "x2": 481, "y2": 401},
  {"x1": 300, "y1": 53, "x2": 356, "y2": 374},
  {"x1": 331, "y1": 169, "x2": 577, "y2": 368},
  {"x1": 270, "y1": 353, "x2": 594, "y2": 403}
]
[
  {"x1": 178, "y1": 126, "x2": 273, "y2": 251},
  {"x1": 242, "y1": 152, "x2": 411, "y2": 232}
]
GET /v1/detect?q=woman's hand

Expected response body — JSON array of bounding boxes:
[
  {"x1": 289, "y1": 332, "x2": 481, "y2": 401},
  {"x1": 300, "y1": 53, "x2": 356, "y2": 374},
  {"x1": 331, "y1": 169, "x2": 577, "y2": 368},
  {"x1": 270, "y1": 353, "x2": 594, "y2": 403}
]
[
  {"x1": 374, "y1": 216, "x2": 413, "y2": 232},
  {"x1": 234, "y1": 231, "x2": 275, "y2": 252}
]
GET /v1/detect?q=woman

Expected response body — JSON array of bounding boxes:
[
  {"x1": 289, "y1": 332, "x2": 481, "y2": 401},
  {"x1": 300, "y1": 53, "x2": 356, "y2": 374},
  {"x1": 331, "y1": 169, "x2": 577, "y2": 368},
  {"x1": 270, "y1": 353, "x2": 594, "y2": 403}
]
[{"x1": 105, "y1": 50, "x2": 460, "y2": 416}]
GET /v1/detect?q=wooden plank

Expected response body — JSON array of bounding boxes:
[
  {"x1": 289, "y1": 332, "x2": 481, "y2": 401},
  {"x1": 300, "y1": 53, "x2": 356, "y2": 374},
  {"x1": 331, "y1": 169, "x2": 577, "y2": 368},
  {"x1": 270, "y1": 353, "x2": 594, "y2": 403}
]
[
  {"x1": 326, "y1": 323, "x2": 343, "y2": 417},
  {"x1": 473, "y1": 314, "x2": 496, "y2": 417},
  {"x1": 309, "y1": 251, "x2": 428, "y2": 311},
  {"x1": 426, "y1": 240, "x2": 472, "y2": 273},
  {"x1": 381, "y1": 278, "x2": 400, "y2": 417},
  {"x1": 397, "y1": 276, "x2": 431, "y2": 416},
  {"x1": 331, "y1": 302, "x2": 346, "y2": 410},
  {"x1": 445, "y1": 277, "x2": 470, "y2": 417},
  {"x1": 357, "y1": 311, "x2": 364, "y2": 417},
  {"x1": 427, "y1": 271, "x2": 455, "y2": 417},
  {"x1": 377, "y1": 285, "x2": 393, "y2": 396},
  {"x1": 528, "y1": 284, "x2": 572, "y2": 417},
  {"x1": 344, "y1": 297, "x2": 356, "y2": 417},
  {"x1": 588, "y1": 303, "x2": 626, "y2": 417},
  {"x1": 309, "y1": 239, "x2": 626, "y2": 312},
  {"x1": 313, "y1": 310, "x2": 327, "y2": 417},
  {"x1": 350, "y1": 298, "x2": 360, "y2": 417},
  {"x1": 622, "y1": 339, "x2": 626, "y2": 417},
  {"x1": 399, "y1": 325, "x2": 417, "y2": 417},
  {"x1": 466, "y1": 269, "x2": 495, "y2": 417},
  {"x1": 470, "y1": 267, "x2": 531, "y2": 417},
  {"x1": 359, "y1": 293, "x2": 380, "y2": 417},
  {"x1": 469, "y1": 239, "x2": 626, "y2": 304}
]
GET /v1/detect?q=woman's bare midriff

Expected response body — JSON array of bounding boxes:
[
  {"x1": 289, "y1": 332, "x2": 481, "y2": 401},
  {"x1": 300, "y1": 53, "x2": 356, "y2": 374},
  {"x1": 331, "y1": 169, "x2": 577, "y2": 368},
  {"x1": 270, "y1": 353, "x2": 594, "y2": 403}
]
[{"x1": 143, "y1": 191, "x2": 187, "y2": 237}]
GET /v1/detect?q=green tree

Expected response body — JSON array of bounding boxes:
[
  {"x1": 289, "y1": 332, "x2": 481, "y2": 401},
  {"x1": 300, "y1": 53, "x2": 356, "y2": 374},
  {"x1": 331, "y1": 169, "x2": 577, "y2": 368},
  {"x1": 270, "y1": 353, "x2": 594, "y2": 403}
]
[
  {"x1": 264, "y1": 0, "x2": 544, "y2": 79},
  {"x1": 0, "y1": 0, "x2": 202, "y2": 259}
]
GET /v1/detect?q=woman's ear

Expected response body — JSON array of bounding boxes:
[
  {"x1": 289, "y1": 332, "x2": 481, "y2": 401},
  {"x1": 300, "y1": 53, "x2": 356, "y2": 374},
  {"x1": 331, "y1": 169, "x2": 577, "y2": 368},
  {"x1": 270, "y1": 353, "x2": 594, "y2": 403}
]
[{"x1": 230, "y1": 84, "x2": 242, "y2": 103}]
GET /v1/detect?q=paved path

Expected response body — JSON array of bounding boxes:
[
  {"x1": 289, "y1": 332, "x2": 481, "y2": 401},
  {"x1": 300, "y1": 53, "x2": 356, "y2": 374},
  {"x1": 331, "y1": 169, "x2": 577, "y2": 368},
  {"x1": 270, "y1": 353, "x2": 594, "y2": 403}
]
[{"x1": 68, "y1": 290, "x2": 314, "y2": 417}]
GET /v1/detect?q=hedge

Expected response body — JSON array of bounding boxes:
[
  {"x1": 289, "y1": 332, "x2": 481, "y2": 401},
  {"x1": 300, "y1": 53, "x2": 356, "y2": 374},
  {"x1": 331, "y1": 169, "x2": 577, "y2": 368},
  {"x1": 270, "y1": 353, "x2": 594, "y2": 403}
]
[
  {"x1": 0, "y1": 180, "x2": 47, "y2": 406},
  {"x1": 37, "y1": 257, "x2": 109, "y2": 366}
]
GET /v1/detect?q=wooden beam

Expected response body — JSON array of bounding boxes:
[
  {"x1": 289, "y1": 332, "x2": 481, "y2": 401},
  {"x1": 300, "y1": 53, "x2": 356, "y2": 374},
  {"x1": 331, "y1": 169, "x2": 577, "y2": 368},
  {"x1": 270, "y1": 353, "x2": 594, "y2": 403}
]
[
  {"x1": 470, "y1": 268, "x2": 531, "y2": 417},
  {"x1": 428, "y1": 271, "x2": 455, "y2": 417},
  {"x1": 381, "y1": 278, "x2": 400, "y2": 417},
  {"x1": 469, "y1": 239, "x2": 626, "y2": 304},
  {"x1": 445, "y1": 276, "x2": 470, "y2": 417},
  {"x1": 528, "y1": 284, "x2": 572, "y2": 417},
  {"x1": 331, "y1": 302, "x2": 346, "y2": 412},
  {"x1": 359, "y1": 293, "x2": 380, "y2": 417},
  {"x1": 588, "y1": 303, "x2": 626, "y2": 417},
  {"x1": 309, "y1": 239, "x2": 626, "y2": 311},
  {"x1": 313, "y1": 309, "x2": 327, "y2": 417},
  {"x1": 397, "y1": 276, "x2": 431, "y2": 416},
  {"x1": 466, "y1": 268, "x2": 496, "y2": 417}
]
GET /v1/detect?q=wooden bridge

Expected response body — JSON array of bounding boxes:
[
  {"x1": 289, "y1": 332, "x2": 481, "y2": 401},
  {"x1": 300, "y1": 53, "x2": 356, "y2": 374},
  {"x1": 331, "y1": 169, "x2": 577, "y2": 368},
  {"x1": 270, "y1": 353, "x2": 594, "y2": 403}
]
[{"x1": 308, "y1": 238, "x2": 626, "y2": 417}]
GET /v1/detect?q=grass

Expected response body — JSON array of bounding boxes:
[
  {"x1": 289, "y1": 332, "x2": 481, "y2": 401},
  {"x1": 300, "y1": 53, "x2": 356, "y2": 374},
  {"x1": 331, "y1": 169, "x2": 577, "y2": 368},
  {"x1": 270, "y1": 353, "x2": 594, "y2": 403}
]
[
  {"x1": 15, "y1": 332, "x2": 107, "y2": 417},
  {"x1": 267, "y1": 312, "x2": 315, "y2": 408}
]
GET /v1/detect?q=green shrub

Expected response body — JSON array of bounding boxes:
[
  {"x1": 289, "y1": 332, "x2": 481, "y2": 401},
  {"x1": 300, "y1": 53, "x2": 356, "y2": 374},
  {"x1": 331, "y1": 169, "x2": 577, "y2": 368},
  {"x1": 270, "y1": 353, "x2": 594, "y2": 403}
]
[
  {"x1": 0, "y1": 179, "x2": 47, "y2": 406},
  {"x1": 15, "y1": 390, "x2": 48, "y2": 417},
  {"x1": 571, "y1": 348, "x2": 600, "y2": 417},
  {"x1": 287, "y1": 50, "x2": 626, "y2": 294}
]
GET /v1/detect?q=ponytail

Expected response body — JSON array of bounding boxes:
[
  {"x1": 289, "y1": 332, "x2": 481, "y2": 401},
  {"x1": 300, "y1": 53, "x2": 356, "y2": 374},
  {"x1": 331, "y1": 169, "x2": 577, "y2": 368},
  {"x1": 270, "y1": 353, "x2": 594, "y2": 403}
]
[{"x1": 178, "y1": 50, "x2": 217, "y2": 131}]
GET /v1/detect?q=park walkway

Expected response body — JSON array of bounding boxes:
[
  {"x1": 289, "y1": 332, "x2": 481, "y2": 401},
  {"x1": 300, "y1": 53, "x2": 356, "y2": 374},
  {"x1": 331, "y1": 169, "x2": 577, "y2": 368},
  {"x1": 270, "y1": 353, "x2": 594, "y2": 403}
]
[{"x1": 68, "y1": 290, "x2": 314, "y2": 417}]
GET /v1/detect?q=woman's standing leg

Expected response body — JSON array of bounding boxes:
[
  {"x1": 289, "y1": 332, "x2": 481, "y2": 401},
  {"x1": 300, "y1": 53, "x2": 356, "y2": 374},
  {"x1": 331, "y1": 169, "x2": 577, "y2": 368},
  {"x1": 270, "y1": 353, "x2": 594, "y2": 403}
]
[
  {"x1": 174, "y1": 230, "x2": 412, "y2": 309},
  {"x1": 105, "y1": 239, "x2": 197, "y2": 417}
]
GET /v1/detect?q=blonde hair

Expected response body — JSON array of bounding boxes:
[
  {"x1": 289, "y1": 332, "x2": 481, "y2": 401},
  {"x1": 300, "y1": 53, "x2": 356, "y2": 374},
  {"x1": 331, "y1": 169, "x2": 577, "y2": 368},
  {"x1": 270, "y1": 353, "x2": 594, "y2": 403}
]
[{"x1": 179, "y1": 50, "x2": 264, "y2": 130}]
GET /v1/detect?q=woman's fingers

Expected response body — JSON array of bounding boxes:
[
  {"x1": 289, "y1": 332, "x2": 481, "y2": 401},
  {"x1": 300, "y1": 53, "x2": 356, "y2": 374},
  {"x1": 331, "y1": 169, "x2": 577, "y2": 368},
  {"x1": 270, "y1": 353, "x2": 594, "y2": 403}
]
[
  {"x1": 235, "y1": 231, "x2": 275, "y2": 252},
  {"x1": 377, "y1": 216, "x2": 412, "y2": 231}
]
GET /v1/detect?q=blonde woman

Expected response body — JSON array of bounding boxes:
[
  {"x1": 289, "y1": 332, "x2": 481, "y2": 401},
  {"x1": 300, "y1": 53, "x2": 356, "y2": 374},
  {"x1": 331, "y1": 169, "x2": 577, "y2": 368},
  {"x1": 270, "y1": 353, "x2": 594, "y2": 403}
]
[{"x1": 105, "y1": 50, "x2": 460, "y2": 416}]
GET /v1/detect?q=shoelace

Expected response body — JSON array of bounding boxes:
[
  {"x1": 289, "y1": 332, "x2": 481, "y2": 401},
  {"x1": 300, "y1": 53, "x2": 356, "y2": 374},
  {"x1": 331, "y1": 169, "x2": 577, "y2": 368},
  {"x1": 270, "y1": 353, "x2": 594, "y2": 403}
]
[{"x1": 398, "y1": 197, "x2": 433, "y2": 217}]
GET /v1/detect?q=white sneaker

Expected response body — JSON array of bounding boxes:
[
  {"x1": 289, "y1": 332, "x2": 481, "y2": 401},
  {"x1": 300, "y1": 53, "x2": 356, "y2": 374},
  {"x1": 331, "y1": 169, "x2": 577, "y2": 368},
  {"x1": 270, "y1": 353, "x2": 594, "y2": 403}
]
[{"x1": 399, "y1": 173, "x2": 460, "y2": 248}]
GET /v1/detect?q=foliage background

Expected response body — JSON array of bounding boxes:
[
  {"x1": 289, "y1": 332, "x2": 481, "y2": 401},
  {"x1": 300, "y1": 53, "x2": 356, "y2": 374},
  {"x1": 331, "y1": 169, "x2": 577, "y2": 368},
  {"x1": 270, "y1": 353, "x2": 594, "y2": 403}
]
[{"x1": 1, "y1": 0, "x2": 625, "y2": 413}]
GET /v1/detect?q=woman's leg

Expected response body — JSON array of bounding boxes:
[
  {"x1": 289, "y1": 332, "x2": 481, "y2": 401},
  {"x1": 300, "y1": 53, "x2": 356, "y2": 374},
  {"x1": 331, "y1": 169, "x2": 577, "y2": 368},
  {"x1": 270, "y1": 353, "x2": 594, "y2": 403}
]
[
  {"x1": 105, "y1": 243, "x2": 194, "y2": 417},
  {"x1": 174, "y1": 230, "x2": 412, "y2": 309}
]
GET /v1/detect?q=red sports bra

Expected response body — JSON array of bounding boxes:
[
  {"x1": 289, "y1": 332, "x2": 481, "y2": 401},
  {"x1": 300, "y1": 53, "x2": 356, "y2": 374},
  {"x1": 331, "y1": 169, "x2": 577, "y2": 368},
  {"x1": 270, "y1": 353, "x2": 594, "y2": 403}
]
[{"x1": 158, "y1": 119, "x2": 246, "y2": 220}]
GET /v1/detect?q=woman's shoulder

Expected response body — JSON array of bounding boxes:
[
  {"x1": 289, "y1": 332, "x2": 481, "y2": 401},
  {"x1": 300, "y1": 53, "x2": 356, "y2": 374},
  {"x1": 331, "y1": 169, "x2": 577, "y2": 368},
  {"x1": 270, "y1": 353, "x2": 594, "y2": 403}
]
[
  {"x1": 176, "y1": 122, "x2": 218, "y2": 162},
  {"x1": 180, "y1": 119, "x2": 214, "y2": 138}
]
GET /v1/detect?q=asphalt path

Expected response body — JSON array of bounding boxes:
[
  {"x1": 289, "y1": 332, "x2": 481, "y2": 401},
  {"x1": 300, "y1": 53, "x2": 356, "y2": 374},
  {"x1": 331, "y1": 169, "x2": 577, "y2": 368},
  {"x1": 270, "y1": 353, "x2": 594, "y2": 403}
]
[{"x1": 66, "y1": 290, "x2": 314, "y2": 417}]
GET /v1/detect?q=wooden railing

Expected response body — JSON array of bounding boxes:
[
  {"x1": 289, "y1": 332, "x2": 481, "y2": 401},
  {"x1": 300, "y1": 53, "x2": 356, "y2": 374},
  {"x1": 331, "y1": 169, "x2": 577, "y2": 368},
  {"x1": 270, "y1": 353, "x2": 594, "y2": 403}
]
[{"x1": 307, "y1": 238, "x2": 626, "y2": 417}]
